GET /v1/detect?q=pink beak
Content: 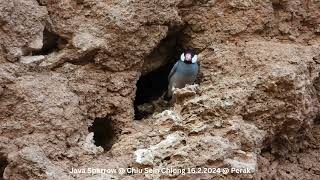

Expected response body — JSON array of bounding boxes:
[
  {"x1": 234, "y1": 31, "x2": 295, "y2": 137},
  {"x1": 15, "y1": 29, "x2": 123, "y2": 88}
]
[{"x1": 185, "y1": 53, "x2": 192, "y2": 61}]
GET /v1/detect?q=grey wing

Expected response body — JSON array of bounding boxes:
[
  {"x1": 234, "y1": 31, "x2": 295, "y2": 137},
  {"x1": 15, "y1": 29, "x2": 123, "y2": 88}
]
[{"x1": 168, "y1": 61, "x2": 180, "y2": 81}]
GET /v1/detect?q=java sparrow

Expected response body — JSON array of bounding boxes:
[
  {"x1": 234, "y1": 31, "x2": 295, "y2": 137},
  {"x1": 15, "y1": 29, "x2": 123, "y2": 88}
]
[{"x1": 166, "y1": 50, "x2": 199, "y2": 99}]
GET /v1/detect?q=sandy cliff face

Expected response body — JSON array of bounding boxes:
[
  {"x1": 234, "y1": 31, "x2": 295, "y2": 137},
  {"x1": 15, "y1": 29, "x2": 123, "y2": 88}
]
[{"x1": 0, "y1": 0, "x2": 320, "y2": 179}]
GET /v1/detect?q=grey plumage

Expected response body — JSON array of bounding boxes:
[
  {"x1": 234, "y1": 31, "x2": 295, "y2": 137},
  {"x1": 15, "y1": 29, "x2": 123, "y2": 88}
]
[{"x1": 167, "y1": 54, "x2": 199, "y2": 98}]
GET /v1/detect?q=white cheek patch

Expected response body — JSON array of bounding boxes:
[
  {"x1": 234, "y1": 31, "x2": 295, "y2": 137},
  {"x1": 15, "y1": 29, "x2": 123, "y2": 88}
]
[
  {"x1": 180, "y1": 53, "x2": 185, "y2": 61},
  {"x1": 192, "y1": 55, "x2": 198, "y2": 63}
]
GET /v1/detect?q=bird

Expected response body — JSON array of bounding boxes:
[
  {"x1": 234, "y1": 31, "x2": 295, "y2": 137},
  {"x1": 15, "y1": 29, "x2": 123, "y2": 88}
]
[{"x1": 165, "y1": 50, "x2": 199, "y2": 99}]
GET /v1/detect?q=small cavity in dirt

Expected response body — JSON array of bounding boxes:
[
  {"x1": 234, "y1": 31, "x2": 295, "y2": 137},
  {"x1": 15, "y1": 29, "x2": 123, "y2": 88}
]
[
  {"x1": 88, "y1": 117, "x2": 117, "y2": 151},
  {"x1": 134, "y1": 28, "x2": 184, "y2": 120},
  {"x1": 272, "y1": 0, "x2": 284, "y2": 11},
  {"x1": 261, "y1": 145, "x2": 272, "y2": 154},
  {"x1": 0, "y1": 154, "x2": 8, "y2": 180},
  {"x1": 314, "y1": 115, "x2": 320, "y2": 125},
  {"x1": 134, "y1": 64, "x2": 173, "y2": 120},
  {"x1": 32, "y1": 28, "x2": 67, "y2": 55}
]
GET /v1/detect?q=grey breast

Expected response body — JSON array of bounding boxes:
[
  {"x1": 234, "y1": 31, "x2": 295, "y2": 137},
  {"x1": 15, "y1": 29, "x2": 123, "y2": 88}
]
[{"x1": 171, "y1": 62, "x2": 198, "y2": 88}]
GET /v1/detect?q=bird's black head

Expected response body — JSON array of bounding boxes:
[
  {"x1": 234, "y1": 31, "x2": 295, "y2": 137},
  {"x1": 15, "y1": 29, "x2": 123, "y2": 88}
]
[{"x1": 184, "y1": 49, "x2": 196, "y2": 56}]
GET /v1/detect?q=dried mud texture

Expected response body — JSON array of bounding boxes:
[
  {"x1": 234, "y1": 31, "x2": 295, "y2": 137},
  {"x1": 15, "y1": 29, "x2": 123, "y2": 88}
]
[
  {"x1": 116, "y1": 41, "x2": 320, "y2": 179},
  {"x1": 0, "y1": 0, "x2": 320, "y2": 179},
  {"x1": 257, "y1": 123, "x2": 320, "y2": 180},
  {"x1": 179, "y1": 0, "x2": 320, "y2": 49}
]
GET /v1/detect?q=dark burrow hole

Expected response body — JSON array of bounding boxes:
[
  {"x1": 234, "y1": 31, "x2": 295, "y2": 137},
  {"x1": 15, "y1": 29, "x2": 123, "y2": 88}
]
[
  {"x1": 261, "y1": 145, "x2": 272, "y2": 154},
  {"x1": 88, "y1": 117, "x2": 117, "y2": 151},
  {"x1": 271, "y1": 0, "x2": 284, "y2": 11},
  {"x1": 134, "y1": 63, "x2": 175, "y2": 120},
  {"x1": 32, "y1": 28, "x2": 68, "y2": 56},
  {"x1": 134, "y1": 28, "x2": 184, "y2": 120},
  {"x1": 0, "y1": 154, "x2": 8, "y2": 180},
  {"x1": 314, "y1": 115, "x2": 320, "y2": 125}
]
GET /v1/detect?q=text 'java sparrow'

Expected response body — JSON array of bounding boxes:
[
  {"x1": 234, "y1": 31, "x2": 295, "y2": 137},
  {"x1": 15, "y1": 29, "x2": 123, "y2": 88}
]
[{"x1": 166, "y1": 50, "x2": 199, "y2": 99}]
